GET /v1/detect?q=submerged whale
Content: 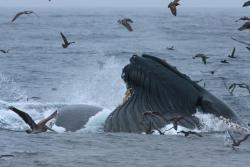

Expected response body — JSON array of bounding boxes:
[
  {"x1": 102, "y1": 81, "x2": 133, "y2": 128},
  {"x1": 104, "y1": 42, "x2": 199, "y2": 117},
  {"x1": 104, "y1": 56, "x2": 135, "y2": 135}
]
[
  {"x1": 104, "y1": 54, "x2": 243, "y2": 133},
  {"x1": 55, "y1": 105, "x2": 102, "y2": 132}
]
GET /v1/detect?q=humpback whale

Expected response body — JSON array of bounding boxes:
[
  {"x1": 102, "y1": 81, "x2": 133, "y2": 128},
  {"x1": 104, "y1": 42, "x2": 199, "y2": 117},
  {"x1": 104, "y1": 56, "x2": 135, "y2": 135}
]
[
  {"x1": 55, "y1": 105, "x2": 102, "y2": 132},
  {"x1": 104, "y1": 54, "x2": 242, "y2": 133}
]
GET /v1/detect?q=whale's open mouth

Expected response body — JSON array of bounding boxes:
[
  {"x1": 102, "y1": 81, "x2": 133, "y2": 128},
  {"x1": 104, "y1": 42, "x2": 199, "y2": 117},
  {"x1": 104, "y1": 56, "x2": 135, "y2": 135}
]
[{"x1": 104, "y1": 54, "x2": 242, "y2": 133}]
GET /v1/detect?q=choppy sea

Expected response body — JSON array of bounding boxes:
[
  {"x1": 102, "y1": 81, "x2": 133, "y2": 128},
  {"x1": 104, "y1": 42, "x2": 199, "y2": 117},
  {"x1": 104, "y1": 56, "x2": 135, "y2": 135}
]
[{"x1": 0, "y1": 7, "x2": 250, "y2": 167}]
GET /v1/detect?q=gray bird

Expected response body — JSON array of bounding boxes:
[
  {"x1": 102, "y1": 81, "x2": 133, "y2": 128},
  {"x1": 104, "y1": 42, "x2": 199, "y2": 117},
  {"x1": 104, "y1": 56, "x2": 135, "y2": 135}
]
[
  {"x1": 231, "y1": 36, "x2": 250, "y2": 52},
  {"x1": 228, "y1": 47, "x2": 236, "y2": 58},
  {"x1": 8, "y1": 106, "x2": 57, "y2": 134},
  {"x1": 243, "y1": 1, "x2": 250, "y2": 7},
  {"x1": 168, "y1": 0, "x2": 180, "y2": 16},
  {"x1": 238, "y1": 21, "x2": 250, "y2": 31},
  {"x1": 166, "y1": 46, "x2": 175, "y2": 50},
  {"x1": 235, "y1": 16, "x2": 250, "y2": 22},
  {"x1": 0, "y1": 49, "x2": 10, "y2": 54},
  {"x1": 221, "y1": 60, "x2": 229, "y2": 64},
  {"x1": 11, "y1": 11, "x2": 38, "y2": 22},
  {"x1": 228, "y1": 131, "x2": 250, "y2": 149},
  {"x1": 178, "y1": 131, "x2": 203, "y2": 137},
  {"x1": 118, "y1": 18, "x2": 134, "y2": 32},
  {"x1": 192, "y1": 53, "x2": 209, "y2": 64},
  {"x1": 60, "y1": 32, "x2": 75, "y2": 48}
]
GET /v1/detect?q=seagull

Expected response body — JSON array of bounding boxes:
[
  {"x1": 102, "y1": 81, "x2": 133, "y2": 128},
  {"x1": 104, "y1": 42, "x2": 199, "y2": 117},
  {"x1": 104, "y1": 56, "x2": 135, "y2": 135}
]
[
  {"x1": 178, "y1": 131, "x2": 203, "y2": 137},
  {"x1": 221, "y1": 60, "x2": 229, "y2": 64},
  {"x1": 11, "y1": 11, "x2": 38, "y2": 23},
  {"x1": 243, "y1": 1, "x2": 250, "y2": 7},
  {"x1": 118, "y1": 18, "x2": 134, "y2": 32},
  {"x1": 8, "y1": 106, "x2": 57, "y2": 134},
  {"x1": 166, "y1": 46, "x2": 175, "y2": 50},
  {"x1": 228, "y1": 48, "x2": 236, "y2": 59},
  {"x1": 26, "y1": 96, "x2": 41, "y2": 101},
  {"x1": 168, "y1": 0, "x2": 181, "y2": 16},
  {"x1": 228, "y1": 82, "x2": 250, "y2": 94},
  {"x1": 192, "y1": 53, "x2": 209, "y2": 64},
  {"x1": 0, "y1": 49, "x2": 10, "y2": 54},
  {"x1": 231, "y1": 36, "x2": 250, "y2": 52},
  {"x1": 60, "y1": 32, "x2": 75, "y2": 48},
  {"x1": 0, "y1": 155, "x2": 14, "y2": 159},
  {"x1": 238, "y1": 21, "x2": 250, "y2": 31},
  {"x1": 235, "y1": 16, "x2": 250, "y2": 22},
  {"x1": 227, "y1": 131, "x2": 250, "y2": 149}
]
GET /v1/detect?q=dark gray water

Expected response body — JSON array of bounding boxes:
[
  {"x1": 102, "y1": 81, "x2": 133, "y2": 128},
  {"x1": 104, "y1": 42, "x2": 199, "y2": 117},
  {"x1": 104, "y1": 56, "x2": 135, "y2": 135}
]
[{"x1": 0, "y1": 7, "x2": 250, "y2": 167}]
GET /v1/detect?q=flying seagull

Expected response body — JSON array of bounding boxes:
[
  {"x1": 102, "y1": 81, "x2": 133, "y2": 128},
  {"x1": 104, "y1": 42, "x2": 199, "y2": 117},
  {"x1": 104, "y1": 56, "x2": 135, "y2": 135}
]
[
  {"x1": 227, "y1": 131, "x2": 250, "y2": 149},
  {"x1": 231, "y1": 36, "x2": 250, "y2": 52},
  {"x1": 221, "y1": 60, "x2": 229, "y2": 64},
  {"x1": 235, "y1": 16, "x2": 250, "y2": 22},
  {"x1": 168, "y1": 0, "x2": 180, "y2": 16},
  {"x1": 0, "y1": 155, "x2": 14, "y2": 159},
  {"x1": 192, "y1": 53, "x2": 209, "y2": 65},
  {"x1": 166, "y1": 46, "x2": 175, "y2": 50},
  {"x1": 0, "y1": 49, "x2": 10, "y2": 54},
  {"x1": 243, "y1": 1, "x2": 250, "y2": 7},
  {"x1": 11, "y1": 11, "x2": 38, "y2": 23},
  {"x1": 8, "y1": 106, "x2": 57, "y2": 134},
  {"x1": 228, "y1": 48, "x2": 236, "y2": 59},
  {"x1": 178, "y1": 131, "x2": 203, "y2": 137},
  {"x1": 118, "y1": 18, "x2": 134, "y2": 32},
  {"x1": 238, "y1": 21, "x2": 250, "y2": 31},
  {"x1": 60, "y1": 32, "x2": 75, "y2": 48}
]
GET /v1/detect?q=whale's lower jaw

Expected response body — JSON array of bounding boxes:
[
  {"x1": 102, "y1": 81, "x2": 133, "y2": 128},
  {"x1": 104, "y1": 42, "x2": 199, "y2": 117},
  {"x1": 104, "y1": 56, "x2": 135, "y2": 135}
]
[{"x1": 104, "y1": 54, "x2": 242, "y2": 133}]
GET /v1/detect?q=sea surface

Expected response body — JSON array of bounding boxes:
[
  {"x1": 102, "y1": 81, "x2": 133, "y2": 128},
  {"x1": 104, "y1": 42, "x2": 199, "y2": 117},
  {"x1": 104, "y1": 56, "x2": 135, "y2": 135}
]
[{"x1": 0, "y1": 7, "x2": 250, "y2": 167}]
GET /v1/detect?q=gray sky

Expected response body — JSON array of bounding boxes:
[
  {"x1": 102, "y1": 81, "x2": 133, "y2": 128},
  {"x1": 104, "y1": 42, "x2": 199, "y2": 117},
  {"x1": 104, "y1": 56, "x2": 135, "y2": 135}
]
[{"x1": 0, "y1": 0, "x2": 247, "y2": 8}]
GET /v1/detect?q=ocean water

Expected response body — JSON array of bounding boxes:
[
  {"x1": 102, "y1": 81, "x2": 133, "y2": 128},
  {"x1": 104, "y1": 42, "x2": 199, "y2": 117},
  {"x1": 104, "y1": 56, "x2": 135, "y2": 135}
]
[{"x1": 0, "y1": 7, "x2": 250, "y2": 167}]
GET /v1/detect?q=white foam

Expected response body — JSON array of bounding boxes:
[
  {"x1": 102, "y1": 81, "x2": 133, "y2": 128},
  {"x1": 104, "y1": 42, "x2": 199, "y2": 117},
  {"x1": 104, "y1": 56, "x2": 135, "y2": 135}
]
[{"x1": 77, "y1": 108, "x2": 113, "y2": 133}]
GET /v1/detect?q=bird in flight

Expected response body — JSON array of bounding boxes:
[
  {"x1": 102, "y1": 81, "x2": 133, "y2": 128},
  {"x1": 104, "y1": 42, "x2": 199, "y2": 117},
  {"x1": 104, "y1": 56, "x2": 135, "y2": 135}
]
[
  {"x1": 227, "y1": 131, "x2": 250, "y2": 150},
  {"x1": 0, "y1": 49, "x2": 10, "y2": 54},
  {"x1": 235, "y1": 16, "x2": 250, "y2": 22},
  {"x1": 118, "y1": 18, "x2": 134, "y2": 32},
  {"x1": 231, "y1": 36, "x2": 250, "y2": 52},
  {"x1": 228, "y1": 48, "x2": 236, "y2": 59},
  {"x1": 192, "y1": 53, "x2": 209, "y2": 65},
  {"x1": 11, "y1": 11, "x2": 38, "y2": 23},
  {"x1": 221, "y1": 60, "x2": 229, "y2": 64},
  {"x1": 178, "y1": 131, "x2": 203, "y2": 137},
  {"x1": 60, "y1": 32, "x2": 75, "y2": 48},
  {"x1": 8, "y1": 106, "x2": 57, "y2": 134},
  {"x1": 243, "y1": 1, "x2": 250, "y2": 7},
  {"x1": 168, "y1": 0, "x2": 181, "y2": 16},
  {"x1": 238, "y1": 21, "x2": 250, "y2": 31}
]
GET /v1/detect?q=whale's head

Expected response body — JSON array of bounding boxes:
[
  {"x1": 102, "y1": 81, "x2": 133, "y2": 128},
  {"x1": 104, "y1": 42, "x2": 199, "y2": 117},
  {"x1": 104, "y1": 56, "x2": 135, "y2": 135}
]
[{"x1": 104, "y1": 54, "x2": 242, "y2": 133}]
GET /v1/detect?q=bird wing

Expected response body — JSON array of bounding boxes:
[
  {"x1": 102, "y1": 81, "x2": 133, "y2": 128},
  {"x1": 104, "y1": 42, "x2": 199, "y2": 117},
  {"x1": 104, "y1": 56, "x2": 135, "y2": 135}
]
[
  {"x1": 202, "y1": 57, "x2": 207, "y2": 64},
  {"x1": 11, "y1": 12, "x2": 25, "y2": 22},
  {"x1": 238, "y1": 134, "x2": 250, "y2": 144},
  {"x1": 8, "y1": 106, "x2": 37, "y2": 129},
  {"x1": 231, "y1": 36, "x2": 249, "y2": 46},
  {"x1": 0, "y1": 50, "x2": 5, "y2": 53},
  {"x1": 125, "y1": 18, "x2": 133, "y2": 23},
  {"x1": 37, "y1": 111, "x2": 57, "y2": 127},
  {"x1": 169, "y1": 5, "x2": 177, "y2": 16},
  {"x1": 123, "y1": 22, "x2": 133, "y2": 31},
  {"x1": 60, "y1": 32, "x2": 69, "y2": 44},
  {"x1": 231, "y1": 47, "x2": 236, "y2": 57},
  {"x1": 227, "y1": 131, "x2": 236, "y2": 143},
  {"x1": 229, "y1": 83, "x2": 236, "y2": 90},
  {"x1": 243, "y1": 1, "x2": 250, "y2": 7}
]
